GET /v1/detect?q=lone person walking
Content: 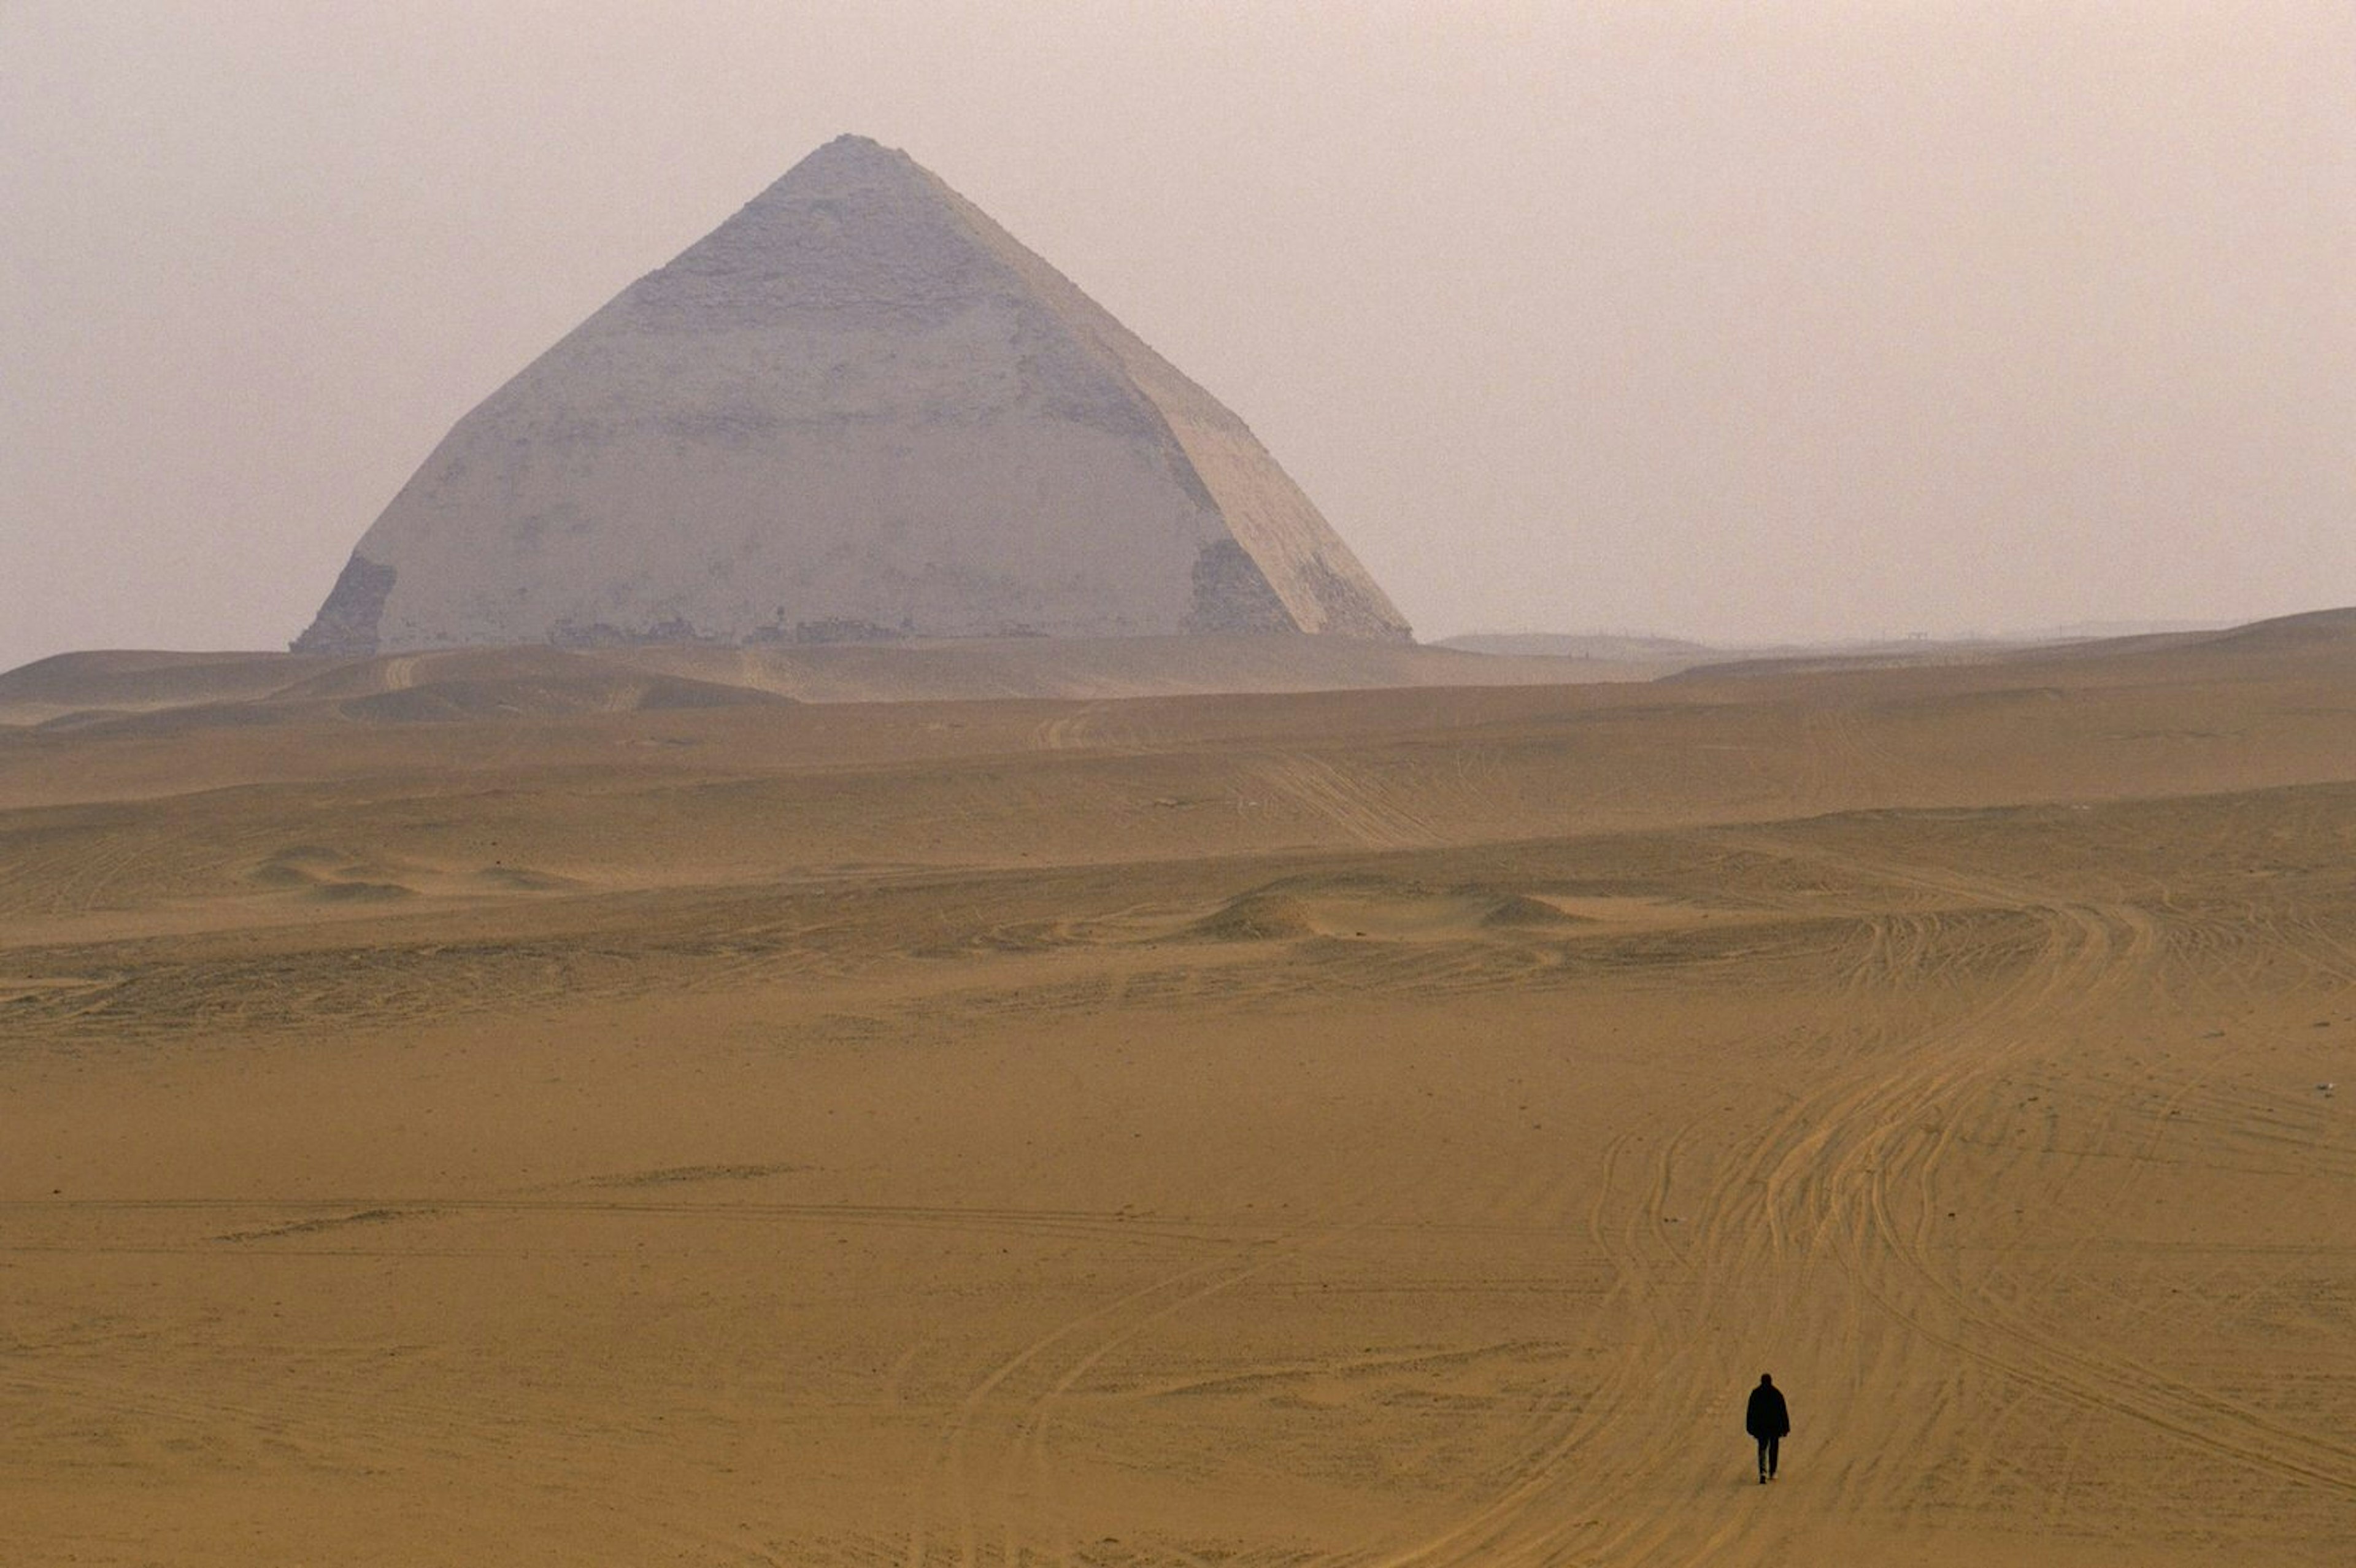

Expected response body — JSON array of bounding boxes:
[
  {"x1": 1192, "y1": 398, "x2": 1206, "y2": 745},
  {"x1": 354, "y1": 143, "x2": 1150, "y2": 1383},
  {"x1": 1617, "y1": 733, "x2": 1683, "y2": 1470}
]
[{"x1": 1746, "y1": 1373, "x2": 1790, "y2": 1483}]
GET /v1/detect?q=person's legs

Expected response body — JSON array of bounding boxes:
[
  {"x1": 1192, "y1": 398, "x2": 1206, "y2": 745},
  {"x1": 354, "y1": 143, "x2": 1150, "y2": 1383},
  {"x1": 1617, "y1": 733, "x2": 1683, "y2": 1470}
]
[
  {"x1": 1765, "y1": 1435, "x2": 1779, "y2": 1478},
  {"x1": 1757, "y1": 1436, "x2": 1771, "y2": 1481}
]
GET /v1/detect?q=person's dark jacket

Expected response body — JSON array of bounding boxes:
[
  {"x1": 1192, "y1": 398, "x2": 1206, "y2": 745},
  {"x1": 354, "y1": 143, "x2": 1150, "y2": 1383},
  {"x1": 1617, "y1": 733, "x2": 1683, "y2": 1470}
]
[{"x1": 1745, "y1": 1383, "x2": 1791, "y2": 1439}]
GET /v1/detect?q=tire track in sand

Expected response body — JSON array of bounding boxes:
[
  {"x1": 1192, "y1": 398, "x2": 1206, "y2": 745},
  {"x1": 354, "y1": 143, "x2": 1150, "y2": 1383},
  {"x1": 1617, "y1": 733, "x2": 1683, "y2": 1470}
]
[
  {"x1": 1353, "y1": 839, "x2": 2349, "y2": 1568},
  {"x1": 901, "y1": 1203, "x2": 1365, "y2": 1568}
]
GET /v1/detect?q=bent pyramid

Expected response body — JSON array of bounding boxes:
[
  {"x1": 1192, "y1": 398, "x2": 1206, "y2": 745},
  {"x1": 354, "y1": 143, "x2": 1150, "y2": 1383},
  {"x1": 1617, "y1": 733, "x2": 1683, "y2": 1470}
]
[{"x1": 295, "y1": 135, "x2": 1411, "y2": 654}]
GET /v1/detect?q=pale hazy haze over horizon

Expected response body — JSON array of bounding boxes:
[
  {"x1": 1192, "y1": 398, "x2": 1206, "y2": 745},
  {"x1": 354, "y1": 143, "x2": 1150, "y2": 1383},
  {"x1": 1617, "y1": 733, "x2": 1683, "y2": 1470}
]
[{"x1": 3, "y1": 2, "x2": 2349, "y2": 674}]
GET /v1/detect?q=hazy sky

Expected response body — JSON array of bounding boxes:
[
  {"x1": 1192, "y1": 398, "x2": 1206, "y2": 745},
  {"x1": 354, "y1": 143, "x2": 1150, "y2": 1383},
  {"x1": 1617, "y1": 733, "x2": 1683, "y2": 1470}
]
[{"x1": 4, "y1": 2, "x2": 2349, "y2": 670}]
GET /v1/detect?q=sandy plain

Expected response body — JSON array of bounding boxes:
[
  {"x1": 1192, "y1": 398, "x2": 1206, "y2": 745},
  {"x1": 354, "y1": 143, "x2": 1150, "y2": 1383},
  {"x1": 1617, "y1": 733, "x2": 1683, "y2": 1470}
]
[{"x1": 1, "y1": 617, "x2": 2352, "y2": 1566}]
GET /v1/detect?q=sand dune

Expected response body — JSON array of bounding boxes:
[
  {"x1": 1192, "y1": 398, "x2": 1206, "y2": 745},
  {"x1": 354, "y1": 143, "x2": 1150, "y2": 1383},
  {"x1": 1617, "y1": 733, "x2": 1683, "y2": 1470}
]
[
  {"x1": 2, "y1": 610, "x2": 2352, "y2": 1566},
  {"x1": 0, "y1": 648, "x2": 353, "y2": 725}
]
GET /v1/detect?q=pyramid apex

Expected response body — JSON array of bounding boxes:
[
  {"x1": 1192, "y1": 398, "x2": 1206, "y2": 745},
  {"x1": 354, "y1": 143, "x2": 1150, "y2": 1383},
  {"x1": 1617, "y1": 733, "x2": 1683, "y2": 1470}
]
[
  {"x1": 744, "y1": 133, "x2": 925, "y2": 206},
  {"x1": 806, "y1": 133, "x2": 907, "y2": 167}
]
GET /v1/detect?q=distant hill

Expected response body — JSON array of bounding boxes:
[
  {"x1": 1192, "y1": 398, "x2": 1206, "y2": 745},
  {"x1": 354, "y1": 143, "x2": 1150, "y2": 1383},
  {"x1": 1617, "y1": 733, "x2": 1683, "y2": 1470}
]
[
  {"x1": 9, "y1": 612, "x2": 2345, "y2": 731},
  {"x1": 0, "y1": 635, "x2": 1630, "y2": 731},
  {"x1": 1667, "y1": 609, "x2": 2355, "y2": 682},
  {"x1": 1439, "y1": 620, "x2": 2240, "y2": 667},
  {"x1": 1431, "y1": 632, "x2": 1723, "y2": 663}
]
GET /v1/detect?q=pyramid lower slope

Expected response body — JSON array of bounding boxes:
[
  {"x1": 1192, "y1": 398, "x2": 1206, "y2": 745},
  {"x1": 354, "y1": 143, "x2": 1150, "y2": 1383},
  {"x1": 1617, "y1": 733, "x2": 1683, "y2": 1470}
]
[{"x1": 296, "y1": 136, "x2": 1409, "y2": 655}]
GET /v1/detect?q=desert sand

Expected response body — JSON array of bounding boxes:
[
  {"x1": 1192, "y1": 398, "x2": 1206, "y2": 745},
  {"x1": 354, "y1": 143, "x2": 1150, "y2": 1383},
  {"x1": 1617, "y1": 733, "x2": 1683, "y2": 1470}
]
[{"x1": 2, "y1": 614, "x2": 2352, "y2": 1566}]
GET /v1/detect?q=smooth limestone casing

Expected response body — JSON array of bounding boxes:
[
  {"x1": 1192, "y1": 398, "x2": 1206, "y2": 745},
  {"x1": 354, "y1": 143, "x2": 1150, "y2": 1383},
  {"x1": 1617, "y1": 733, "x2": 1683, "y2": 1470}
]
[{"x1": 296, "y1": 136, "x2": 1410, "y2": 653}]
